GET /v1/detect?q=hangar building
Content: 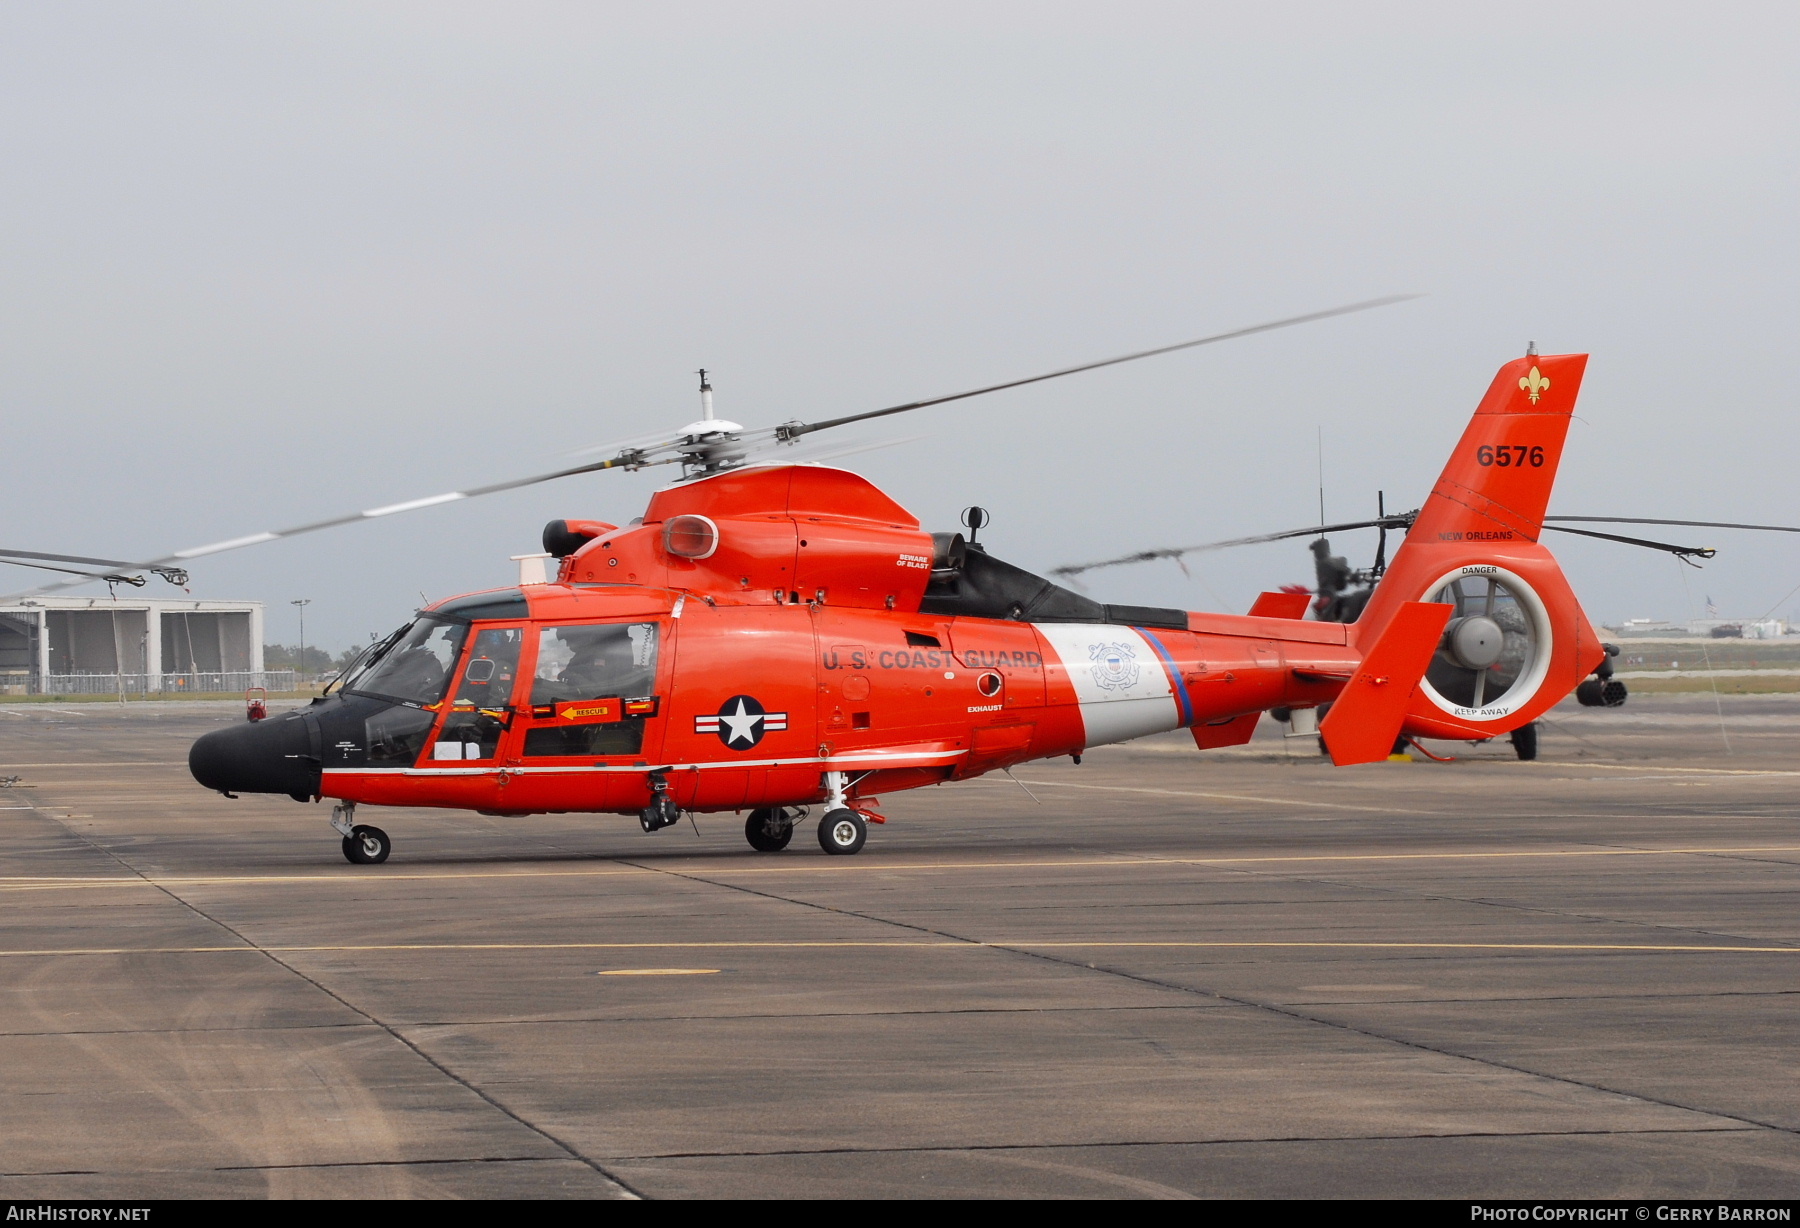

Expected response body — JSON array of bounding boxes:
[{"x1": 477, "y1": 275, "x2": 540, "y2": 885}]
[{"x1": 0, "y1": 596, "x2": 279, "y2": 695}]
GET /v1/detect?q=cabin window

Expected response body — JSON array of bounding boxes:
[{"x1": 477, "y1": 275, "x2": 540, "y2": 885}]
[
  {"x1": 522, "y1": 621, "x2": 659, "y2": 758},
  {"x1": 531, "y1": 623, "x2": 658, "y2": 704},
  {"x1": 523, "y1": 720, "x2": 646, "y2": 757}
]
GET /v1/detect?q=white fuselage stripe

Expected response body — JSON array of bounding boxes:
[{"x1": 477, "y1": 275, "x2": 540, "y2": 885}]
[
  {"x1": 321, "y1": 748, "x2": 967, "y2": 778},
  {"x1": 1031, "y1": 623, "x2": 1182, "y2": 749}
]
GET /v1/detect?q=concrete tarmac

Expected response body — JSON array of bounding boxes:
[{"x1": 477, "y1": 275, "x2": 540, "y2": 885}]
[{"x1": 0, "y1": 693, "x2": 1797, "y2": 1199}]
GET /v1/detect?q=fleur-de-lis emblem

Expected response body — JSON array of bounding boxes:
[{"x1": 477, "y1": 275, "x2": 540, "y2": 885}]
[{"x1": 1519, "y1": 365, "x2": 1551, "y2": 404}]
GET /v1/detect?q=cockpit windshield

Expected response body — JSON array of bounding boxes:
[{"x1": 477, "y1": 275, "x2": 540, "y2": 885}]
[{"x1": 344, "y1": 618, "x2": 468, "y2": 706}]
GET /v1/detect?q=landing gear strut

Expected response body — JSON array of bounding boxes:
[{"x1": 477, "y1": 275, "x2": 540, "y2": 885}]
[
  {"x1": 1510, "y1": 721, "x2": 1539, "y2": 762},
  {"x1": 745, "y1": 807, "x2": 799, "y2": 852},
  {"x1": 332, "y1": 802, "x2": 391, "y2": 865},
  {"x1": 640, "y1": 770, "x2": 681, "y2": 832}
]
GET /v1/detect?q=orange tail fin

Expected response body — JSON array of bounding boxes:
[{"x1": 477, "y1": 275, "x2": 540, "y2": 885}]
[
  {"x1": 1320, "y1": 601, "x2": 1453, "y2": 765},
  {"x1": 1351, "y1": 353, "x2": 1606, "y2": 741}
]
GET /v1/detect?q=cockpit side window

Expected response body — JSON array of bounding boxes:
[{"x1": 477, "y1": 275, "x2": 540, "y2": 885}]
[
  {"x1": 347, "y1": 618, "x2": 467, "y2": 706},
  {"x1": 435, "y1": 625, "x2": 527, "y2": 761},
  {"x1": 453, "y1": 626, "x2": 525, "y2": 707},
  {"x1": 531, "y1": 623, "x2": 658, "y2": 704}
]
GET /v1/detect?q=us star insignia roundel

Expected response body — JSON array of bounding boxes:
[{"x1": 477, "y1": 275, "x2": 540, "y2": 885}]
[{"x1": 694, "y1": 695, "x2": 788, "y2": 749}]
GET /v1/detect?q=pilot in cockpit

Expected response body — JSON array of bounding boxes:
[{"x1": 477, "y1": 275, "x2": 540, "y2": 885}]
[{"x1": 560, "y1": 643, "x2": 613, "y2": 695}]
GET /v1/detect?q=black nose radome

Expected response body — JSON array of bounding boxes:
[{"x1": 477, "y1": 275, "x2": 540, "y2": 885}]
[{"x1": 190, "y1": 712, "x2": 321, "y2": 801}]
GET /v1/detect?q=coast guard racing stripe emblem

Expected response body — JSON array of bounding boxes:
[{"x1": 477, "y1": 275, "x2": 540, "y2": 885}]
[{"x1": 695, "y1": 695, "x2": 787, "y2": 749}]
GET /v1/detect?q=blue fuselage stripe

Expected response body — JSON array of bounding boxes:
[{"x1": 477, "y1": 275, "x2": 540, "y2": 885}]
[{"x1": 1137, "y1": 628, "x2": 1194, "y2": 727}]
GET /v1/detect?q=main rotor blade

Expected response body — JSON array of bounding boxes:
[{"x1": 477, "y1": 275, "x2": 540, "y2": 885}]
[
  {"x1": 0, "y1": 556, "x2": 141, "y2": 583},
  {"x1": 1547, "y1": 516, "x2": 1800, "y2": 534},
  {"x1": 1051, "y1": 515, "x2": 1416, "y2": 580},
  {"x1": 779, "y1": 294, "x2": 1422, "y2": 441},
  {"x1": 0, "y1": 450, "x2": 679, "y2": 600},
  {"x1": 0, "y1": 547, "x2": 143, "y2": 568}
]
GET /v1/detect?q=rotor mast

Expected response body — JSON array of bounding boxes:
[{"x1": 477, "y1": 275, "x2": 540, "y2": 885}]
[{"x1": 677, "y1": 367, "x2": 748, "y2": 478}]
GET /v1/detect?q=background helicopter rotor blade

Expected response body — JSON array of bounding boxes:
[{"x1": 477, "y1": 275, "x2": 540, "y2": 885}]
[
  {"x1": 1050, "y1": 515, "x2": 1417, "y2": 580},
  {"x1": 1545, "y1": 515, "x2": 1800, "y2": 534},
  {"x1": 1539, "y1": 523, "x2": 1715, "y2": 563},
  {"x1": 1053, "y1": 511, "x2": 1723, "y2": 582},
  {"x1": 777, "y1": 295, "x2": 1422, "y2": 442}
]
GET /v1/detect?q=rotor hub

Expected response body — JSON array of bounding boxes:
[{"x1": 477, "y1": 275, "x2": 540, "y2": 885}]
[{"x1": 1445, "y1": 615, "x2": 1505, "y2": 670}]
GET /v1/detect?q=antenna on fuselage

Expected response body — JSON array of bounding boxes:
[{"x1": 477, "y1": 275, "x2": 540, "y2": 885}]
[{"x1": 962, "y1": 506, "x2": 989, "y2": 551}]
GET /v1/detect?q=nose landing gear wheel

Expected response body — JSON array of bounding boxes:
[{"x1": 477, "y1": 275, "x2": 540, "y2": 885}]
[
  {"x1": 818, "y1": 808, "x2": 867, "y2": 856},
  {"x1": 343, "y1": 824, "x2": 391, "y2": 865},
  {"x1": 745, "y1": 808, "x2": 795, "y2": 852}
]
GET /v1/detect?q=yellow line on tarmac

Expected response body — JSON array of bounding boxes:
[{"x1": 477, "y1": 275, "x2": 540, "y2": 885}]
[
  {"x1": 2, "y1": 845, "x2": 1799, "y2": 893},
  {"x1": 1552, "y1": 763, "x2": 1800, "y2": 778},
  {"x1": 0, "y1": 939, "x2": 1793, "y2": 959},
  {"x1": 1005, "y1": 779, "x2": 1443, "y2": 815}
]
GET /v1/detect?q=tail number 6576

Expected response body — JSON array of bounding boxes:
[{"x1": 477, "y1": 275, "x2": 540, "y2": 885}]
[{"x1": 1477, "y1": 445, "x2": 1544, "y2": 467}]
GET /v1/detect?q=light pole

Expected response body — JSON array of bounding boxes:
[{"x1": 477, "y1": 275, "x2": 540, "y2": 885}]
[{"x1": 291, "y1": 599, "x2": 311, "y2": 692}]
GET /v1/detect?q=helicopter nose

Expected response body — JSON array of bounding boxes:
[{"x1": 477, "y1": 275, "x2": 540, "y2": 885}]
[{"x1": 189, "y1": 711, "x2": 321, "y2": 800}]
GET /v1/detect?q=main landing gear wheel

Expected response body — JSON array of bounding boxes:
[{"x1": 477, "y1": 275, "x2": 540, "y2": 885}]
[
  {"x1": 745, "y1": 808, "x2": 795, "y2": 852},
  {"x1": 818, "y1": 808, "x2": 867, "y2": 856},
  {"x1": 1510, "y1": 722, "x2": 1539, "y2": 762},
  {"x1": 342, "y1": 824, "x2": 391, "y2": 865}
]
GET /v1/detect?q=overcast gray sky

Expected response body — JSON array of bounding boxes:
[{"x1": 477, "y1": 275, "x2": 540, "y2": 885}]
[{"x1": 4, "y1": 2, "x2": 1796, "y2": 649}]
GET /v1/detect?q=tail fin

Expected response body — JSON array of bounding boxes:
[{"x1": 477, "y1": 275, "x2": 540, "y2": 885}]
[
  {"x1": 1352, "y1": 353, "x2": 1606, "y2": 740},
  {"x1": 1320, "y1": 600, "x2": 1453, "y2": 765}
]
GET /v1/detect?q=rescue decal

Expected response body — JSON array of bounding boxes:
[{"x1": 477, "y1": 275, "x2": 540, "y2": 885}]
[
  {"x1": 551, "y1": 698, "x2": 619, "y2": 723},
  {"x1": 694, "y1": 695, "x2": 788, "y2": 749}
]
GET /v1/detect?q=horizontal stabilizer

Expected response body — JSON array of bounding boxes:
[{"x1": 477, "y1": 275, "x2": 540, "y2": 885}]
[
  {"x1": 1319, "y1": 601, "x2": 1453, "y2": 766},
  {"x1": 1247, "y1": 590, "x2": 1312, "y2": 620},
  {"x1": 1191, "y1": 713, "x2": 1259, "y2": 749}
]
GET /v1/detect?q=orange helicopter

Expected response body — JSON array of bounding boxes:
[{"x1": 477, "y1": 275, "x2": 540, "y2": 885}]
[
  {"x1": 182, "y1": 317, "x2": 1642, "y2": 865},
  {"x1": 13, "y1": 297, "x2": 1744, "y2": 864}
]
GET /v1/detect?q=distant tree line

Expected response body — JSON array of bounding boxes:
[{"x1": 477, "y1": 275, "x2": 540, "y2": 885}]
[{"x1": 263, "y1": 644, "x2": 365, "y2": 674}]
